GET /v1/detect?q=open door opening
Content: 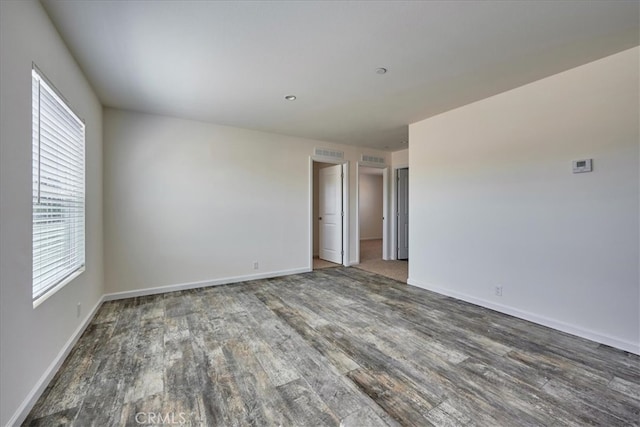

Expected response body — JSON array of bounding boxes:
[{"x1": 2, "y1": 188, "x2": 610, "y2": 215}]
[
  {"x1": 352, "y1": 163, "x2": 407, "y2": 282},
  {"x1": 312, "y1": 160, "x2": 346, "y2": 270},
  {"x1": 358, "y1": 166, "x2": 385, "y2": 264}
]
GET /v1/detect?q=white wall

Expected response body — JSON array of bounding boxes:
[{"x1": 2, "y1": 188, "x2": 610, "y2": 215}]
[
  {"x1": 409, "y1": 47, "x2": 639, "y2": 353},
  {"x1": 104, "y1": 108, "x2": 389, "y2": 294},
  {"x1": 359, "y1": 173, "x2": 383, "y2": 240},
  {"x1": 392, "y1": 149, "x2": 408, "y2": 168},
  {"x1": 0, "y1": 1, "x2": 104, "y2": 425}
]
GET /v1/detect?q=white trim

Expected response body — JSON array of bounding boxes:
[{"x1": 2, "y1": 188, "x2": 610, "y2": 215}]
[
  {"x1": 103, "y1": 268, "x2": 310, "y2": 301},
  {"x1": 355, "y1": 163, "x2": 360, "y2": 264},
  {"x1": 342, "y1": 162, "x2": 350, "y2": 267},
  {"x1": 390, "y1": 169, "x2": 395, "y2": 261},
  {"x1": 7, "y1": 295, "x2": 105, "y2": 427},
  {"x1": 407, "y1": 278, "x2": 640, "y2": 355},
  {"x1": 382, "y1": 167, "x2": 389, "y2": 260},
  {"x1": 308, "y1": 157, "x2": 314, "y2": 271}
]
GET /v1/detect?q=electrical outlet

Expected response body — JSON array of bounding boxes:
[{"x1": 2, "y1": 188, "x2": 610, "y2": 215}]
[
  {"x1": 495, "y1": 286, "x2": 503, "y2": 297},
  {"x1": 253, "y1": 261, "x2": 259, "y2": 270},
  {"x1": 76, "y1": 302, "x2": 82, "y2": 318}
]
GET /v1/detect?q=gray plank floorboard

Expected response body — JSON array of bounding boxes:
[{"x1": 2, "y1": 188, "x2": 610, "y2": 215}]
[{"x1": 23, "y1": 267, "x2": 640, "y2": 426}]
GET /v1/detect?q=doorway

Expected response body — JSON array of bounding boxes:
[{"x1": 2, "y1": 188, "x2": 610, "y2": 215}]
[
  {"x1": 353, "y1": 164, "x2": 407, "y2": 282},
  {"x1": 311, "y1": 160, "x2": 348, "y2": 270},
  {"x1": 358, "y1": 166, "x2": 385, "y2": 264}
]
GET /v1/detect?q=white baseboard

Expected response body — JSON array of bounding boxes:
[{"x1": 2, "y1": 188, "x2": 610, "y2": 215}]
[
  {"x1": 7, "y1": 296, "x2": 105, "y2": 427},
  {"x1": 407, "y1": 278, "x2": 639, "y2": 355},
  {"x1": 103, "y1": 268, "x2": 310, "y2": 301}
]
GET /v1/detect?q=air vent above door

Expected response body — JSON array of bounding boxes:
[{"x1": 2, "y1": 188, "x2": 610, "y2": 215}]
[
  {"x1": 315, "y1": 147, "x2": 344, "y2": 160},
  {"x1": 361, "y1": 154, "x2": 386, "y2": 166}
]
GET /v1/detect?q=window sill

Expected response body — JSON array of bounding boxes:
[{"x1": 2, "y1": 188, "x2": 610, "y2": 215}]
[{"x1": 33, "y1": 267, "x2": 86, "y2": 309}]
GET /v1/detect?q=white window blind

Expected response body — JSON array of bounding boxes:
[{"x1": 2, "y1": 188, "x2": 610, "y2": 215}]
[{"x1": 32, "y1": 67, "x2": 86, "y2": 303}]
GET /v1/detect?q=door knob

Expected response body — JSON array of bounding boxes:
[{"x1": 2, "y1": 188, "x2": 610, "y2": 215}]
[{"x1": 319, "y1": 217, "x2": 322, "y2": 220}]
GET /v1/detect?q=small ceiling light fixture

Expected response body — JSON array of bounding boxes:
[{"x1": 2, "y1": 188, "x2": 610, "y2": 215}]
[
  {"x1": 375, "y1": 67, "x2": 388, "y2": 75},
  {"x1": 284, "y1": 95, "x2": 297, "y2": 101}
]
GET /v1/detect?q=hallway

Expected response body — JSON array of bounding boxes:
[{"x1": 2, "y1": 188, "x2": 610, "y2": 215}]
[{"x1": 355, "y1": 239, "x2": 408, "y2": 283}]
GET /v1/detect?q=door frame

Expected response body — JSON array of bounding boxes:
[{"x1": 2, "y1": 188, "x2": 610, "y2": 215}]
[
  {"x1": 390, "y1": 163, "x2": 408, "y2": 261},
  {"x1": 396, "y1": 167, "x2": 409, "y2": 260},
  {"x1": 309, "y1": 156, "x2": 350, "y2": 269},
  {"x1": 355, "y1": 163, "x2": 390, "y2": 264}
]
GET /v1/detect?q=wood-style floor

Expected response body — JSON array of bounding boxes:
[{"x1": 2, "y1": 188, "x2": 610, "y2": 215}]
[{"x1": 25, "y1": 268, "x2": 639, "y2": 426}]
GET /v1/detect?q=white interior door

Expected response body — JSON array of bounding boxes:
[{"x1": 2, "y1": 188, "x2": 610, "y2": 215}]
[
  {"x1": 319, "y1": 164, "x2": 343, "y2": 264},
  {"x1": 397, "y1": 167, "x2": 409, "y2": 260}
]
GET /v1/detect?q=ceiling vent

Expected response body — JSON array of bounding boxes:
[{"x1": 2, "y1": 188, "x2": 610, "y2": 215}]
[
  {"x1": 361, "y1": 154, "x2": 386, "y2": 166},
  {"x1": 314, "y1": 147, "x2": 344, "y2": 160}
]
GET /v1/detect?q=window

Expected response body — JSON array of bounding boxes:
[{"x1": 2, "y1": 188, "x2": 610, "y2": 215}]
[{"x1": 32, "y1": 66, "x2": 85, "y2": 305}]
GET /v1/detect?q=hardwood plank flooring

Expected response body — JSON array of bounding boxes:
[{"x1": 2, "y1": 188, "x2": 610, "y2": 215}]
[{"x1": 24, "y1": 268, "x2": 639, "y2": 426}]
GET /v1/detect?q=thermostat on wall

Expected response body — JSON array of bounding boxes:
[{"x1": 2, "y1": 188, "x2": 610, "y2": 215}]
[{"x1": 572, "y1": 159, "x2": 592, "y2": 173}]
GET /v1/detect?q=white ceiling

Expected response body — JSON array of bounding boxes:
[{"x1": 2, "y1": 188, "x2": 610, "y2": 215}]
[{"x1": 41, "y1": 0, "x2": 639, "y2": 152}]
